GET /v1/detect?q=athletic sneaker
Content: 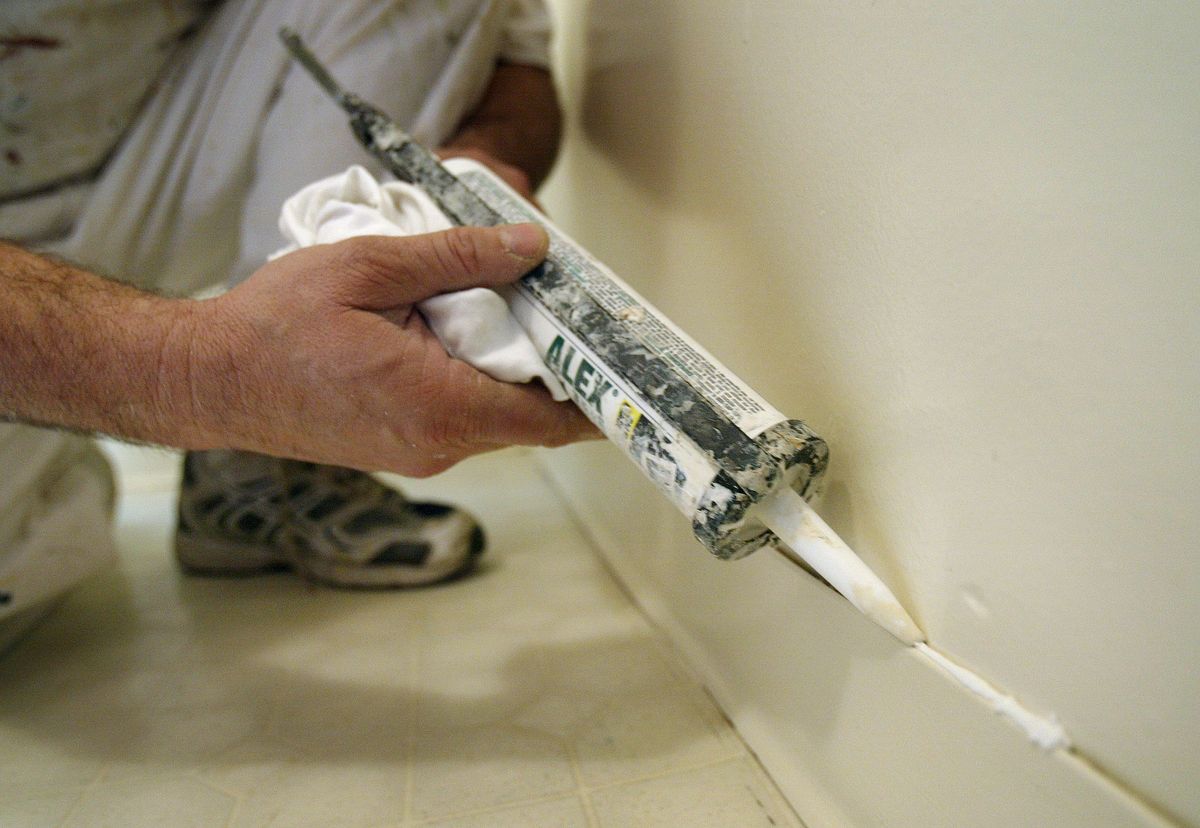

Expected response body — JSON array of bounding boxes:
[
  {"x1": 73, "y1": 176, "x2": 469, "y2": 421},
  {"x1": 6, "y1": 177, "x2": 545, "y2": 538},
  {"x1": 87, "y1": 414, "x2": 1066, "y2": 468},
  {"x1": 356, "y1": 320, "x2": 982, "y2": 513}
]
[{"x1": 175, "y1": 450, "x2": 484, "y2": 588}]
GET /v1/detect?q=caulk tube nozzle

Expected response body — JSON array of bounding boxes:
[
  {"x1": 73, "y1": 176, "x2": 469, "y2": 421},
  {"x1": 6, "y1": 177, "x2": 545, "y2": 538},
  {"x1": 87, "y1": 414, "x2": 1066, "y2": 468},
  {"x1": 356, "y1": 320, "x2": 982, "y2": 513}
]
[{"x1": 753, "y1": 487, "x2": 924, "y2": 644}]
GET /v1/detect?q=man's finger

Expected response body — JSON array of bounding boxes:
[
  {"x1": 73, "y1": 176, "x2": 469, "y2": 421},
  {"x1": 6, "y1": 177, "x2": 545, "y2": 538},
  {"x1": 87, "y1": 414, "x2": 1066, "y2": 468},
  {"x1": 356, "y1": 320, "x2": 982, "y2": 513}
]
[
  {"x1": 332, "y1": 224, "x2": 549, "y2": 310},
  {"x1": 438, "y1": 364, "x2": 601, "y2": 450},
  {"x1": 471, "y1": 384, "x2": 601, "y2": 449}
]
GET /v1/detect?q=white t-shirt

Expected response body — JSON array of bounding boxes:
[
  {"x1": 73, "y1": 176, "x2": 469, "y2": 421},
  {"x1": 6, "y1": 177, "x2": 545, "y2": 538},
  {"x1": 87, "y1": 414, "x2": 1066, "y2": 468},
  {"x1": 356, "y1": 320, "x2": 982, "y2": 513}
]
[
  {"x1": 0, "y1": 0, "x2": 553, "y2": 627},
  {"x1": 0, "y1": 0, "x2": 550, "y2": 205}
]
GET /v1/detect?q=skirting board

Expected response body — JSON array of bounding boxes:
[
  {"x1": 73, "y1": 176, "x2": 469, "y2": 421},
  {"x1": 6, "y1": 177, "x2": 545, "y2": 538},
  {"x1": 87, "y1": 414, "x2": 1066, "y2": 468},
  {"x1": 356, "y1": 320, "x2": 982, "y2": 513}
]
[{"x1": 535, "y1": 443, "x2": 1180, "y2": 828}]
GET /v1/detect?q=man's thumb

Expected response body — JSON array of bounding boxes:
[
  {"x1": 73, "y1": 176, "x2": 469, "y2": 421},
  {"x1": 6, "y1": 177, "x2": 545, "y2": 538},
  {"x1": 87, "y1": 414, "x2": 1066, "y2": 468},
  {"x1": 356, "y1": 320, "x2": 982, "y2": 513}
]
[{"x1": 335, "y1": 224, "x2": 548, "y2": 309}]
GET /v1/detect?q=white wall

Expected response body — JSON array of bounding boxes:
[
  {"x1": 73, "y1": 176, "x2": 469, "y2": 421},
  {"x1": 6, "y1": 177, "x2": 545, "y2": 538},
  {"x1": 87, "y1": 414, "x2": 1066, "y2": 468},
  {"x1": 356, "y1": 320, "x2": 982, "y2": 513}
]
[{"x1": 539, "y1": 2, "x2": 1199, "y2": 826}]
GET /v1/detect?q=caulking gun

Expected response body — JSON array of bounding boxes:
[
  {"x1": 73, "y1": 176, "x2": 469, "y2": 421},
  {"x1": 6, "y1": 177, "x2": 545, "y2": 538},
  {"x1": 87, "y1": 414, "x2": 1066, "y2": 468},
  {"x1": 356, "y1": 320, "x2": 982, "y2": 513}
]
[{"x1": 279, "y1": 30, "x2": 923, "y2": 645}]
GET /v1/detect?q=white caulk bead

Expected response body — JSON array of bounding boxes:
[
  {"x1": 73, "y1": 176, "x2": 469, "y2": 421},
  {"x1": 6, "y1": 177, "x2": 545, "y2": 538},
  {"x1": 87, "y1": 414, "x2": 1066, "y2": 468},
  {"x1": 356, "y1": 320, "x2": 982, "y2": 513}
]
[{"x1": 915, "y1": 643, "x2": 1070, "y2": 750}]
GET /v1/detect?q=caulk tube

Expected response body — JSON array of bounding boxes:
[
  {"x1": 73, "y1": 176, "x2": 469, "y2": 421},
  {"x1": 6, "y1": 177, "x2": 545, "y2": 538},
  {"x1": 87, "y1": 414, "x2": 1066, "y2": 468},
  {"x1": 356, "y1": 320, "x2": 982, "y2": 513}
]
[
  {"x1": 430, "y1": 162, "x2": 920, "y2": 642},
  {"x1": 441, "y1": 160, "x2": 830, "y2": 560},
  {"x1": 321, "y1": 78, "x2": 828, "y2": 560},
  {"x1": 279, "y1": 30, "x2": 925, "y2": 643}
]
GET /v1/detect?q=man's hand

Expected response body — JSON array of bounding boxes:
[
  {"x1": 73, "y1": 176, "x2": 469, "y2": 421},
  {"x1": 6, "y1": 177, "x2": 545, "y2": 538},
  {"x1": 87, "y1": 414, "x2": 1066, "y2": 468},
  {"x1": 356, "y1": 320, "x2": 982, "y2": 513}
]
[
  {"x1": 0, "y1": 227, "x2": 597, "y2": 476},
  {"x1": 183, "y1": 223, "x2": 597, "y2": 475}
]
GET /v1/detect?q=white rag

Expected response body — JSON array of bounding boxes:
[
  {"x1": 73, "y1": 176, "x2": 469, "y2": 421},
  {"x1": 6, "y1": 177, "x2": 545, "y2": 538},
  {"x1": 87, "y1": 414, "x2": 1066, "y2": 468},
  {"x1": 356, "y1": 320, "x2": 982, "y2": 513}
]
[{"x1": 273, "y1": 164, "x2": 567, "y2": 401}]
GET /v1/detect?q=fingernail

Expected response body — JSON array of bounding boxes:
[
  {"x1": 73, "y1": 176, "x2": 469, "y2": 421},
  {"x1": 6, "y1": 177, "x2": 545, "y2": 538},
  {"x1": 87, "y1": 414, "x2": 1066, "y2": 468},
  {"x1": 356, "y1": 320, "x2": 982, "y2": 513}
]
[{"x1": 499, "y1": 223, "x2": 548, "y2": 260}]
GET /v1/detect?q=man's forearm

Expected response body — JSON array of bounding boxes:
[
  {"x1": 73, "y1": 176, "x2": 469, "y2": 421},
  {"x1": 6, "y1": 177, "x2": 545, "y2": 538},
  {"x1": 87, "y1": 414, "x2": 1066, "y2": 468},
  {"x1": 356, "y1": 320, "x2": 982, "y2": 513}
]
[
  {"x1": 0, "y1": 227, "x2": 595, "y2": 475},
  {"x1": 441, "y1": 63, "x2": 563, "y2": 191},
  {"x1": 0, "y1": 242, "x2": 202, "y2": 446}
]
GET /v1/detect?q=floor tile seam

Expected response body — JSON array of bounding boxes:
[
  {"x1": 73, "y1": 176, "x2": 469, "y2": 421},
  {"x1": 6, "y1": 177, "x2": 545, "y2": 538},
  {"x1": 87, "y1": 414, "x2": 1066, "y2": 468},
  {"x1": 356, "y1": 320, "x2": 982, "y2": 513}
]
[
  {"x1": 622, "y1": 605, "x2": 755, "y2": 752},
  {"x1": 562, "y1": 720, "x2": 601, "y2": 828},
  {"x1": 405, "y1": 791, "x2": 589, "y2": 827},
  {"x1": 69, "y1": 766, "x2": 246, "y2": 818},
  {"x1": 0, "y1": 784, "x2": 92, "y2": 806},
  {"x1": 409, "y1": 770, "x2": 580, "y2": 823},
  {"x1": 221, "y1": 795, "x2": 245, "y2": 828},
  {"x1": 571, "y1": 702, "x2": 801, "y2": 825},
  {"x1": 734, "y1": 739, "x2": 809, "y2": 828},
  {"x1": 56, "y1": 766, "x2": 113, "y2": 827},
  {"x1": 576, "y1": 749, "x2": 756, "y2": 797},
  {"x1": 102, "y1": 464, "x2": 754, "y2": 825},
  {"x1": 405, "y1": 716, "x2": 740, "y2": 767},
  {"x1": 527, "y1": 464, "x2": 743, "y2": 699},
  {"x1": 528, "y1": 462, "x2": 644, "y2": 615},
  {"x1": 405, "y1": 737, "x2": 581, "y2": 821},
  {"x1": 2, "y1": 786, "x2": 85, "y2": 828},
  {"x1": 405, "y1": 719, "x2": 544, "y2": 746},
  {"x1": 529, "y1": 462, "x2": 768, "y2": 770},
  {"x1": 186, "y1": 767, "x2": 248, "y2": 808},
  {"x1": 402, "y1": 608, "x2": 425, "y2": 828},
  {"x1": 581, "y1": 753, "x2": 805, "y2": 826}
]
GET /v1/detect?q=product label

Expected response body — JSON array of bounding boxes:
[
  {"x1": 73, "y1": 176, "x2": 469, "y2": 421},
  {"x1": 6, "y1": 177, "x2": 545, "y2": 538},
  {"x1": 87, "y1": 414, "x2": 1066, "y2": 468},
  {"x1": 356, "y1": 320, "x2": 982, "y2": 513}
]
[
  {"x1": 446, "y1": 160, "x2": 788, "y2": 439},
  {"x1": 544, "y1": 334, "x2": 614, "y2": 415},
  {"x1": 509, "y1": 289, "x2": 719, "y2": 516}
]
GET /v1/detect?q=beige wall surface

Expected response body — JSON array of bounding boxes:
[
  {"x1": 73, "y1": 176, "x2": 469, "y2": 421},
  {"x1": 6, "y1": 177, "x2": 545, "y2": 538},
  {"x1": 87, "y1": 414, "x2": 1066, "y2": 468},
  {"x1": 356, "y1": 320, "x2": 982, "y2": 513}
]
[{"x1": 540, "y1": 2, "x2": 1199, "y2": 826}]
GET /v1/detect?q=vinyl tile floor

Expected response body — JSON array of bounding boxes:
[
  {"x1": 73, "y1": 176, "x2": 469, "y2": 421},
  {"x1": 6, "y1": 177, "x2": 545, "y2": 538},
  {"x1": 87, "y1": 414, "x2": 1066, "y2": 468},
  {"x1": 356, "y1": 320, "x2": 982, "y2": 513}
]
[{"x1": 0, "y1": 445, "x2": 802, "y2": 827}]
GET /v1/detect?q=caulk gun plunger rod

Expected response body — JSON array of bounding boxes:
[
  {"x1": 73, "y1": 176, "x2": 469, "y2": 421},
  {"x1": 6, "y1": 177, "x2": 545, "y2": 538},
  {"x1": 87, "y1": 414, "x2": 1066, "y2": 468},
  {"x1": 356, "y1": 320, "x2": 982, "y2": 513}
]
[
  {"x1": 279, "y1": 28, "x2": 416, "y2": 159},
  {"x1": 279, "y1": 28, "x2": 354, "y2": 112}
]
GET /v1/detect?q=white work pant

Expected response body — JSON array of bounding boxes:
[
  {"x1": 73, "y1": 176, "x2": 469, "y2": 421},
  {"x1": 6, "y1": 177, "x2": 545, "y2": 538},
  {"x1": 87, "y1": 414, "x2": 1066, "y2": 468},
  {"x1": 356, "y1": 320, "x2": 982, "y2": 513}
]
[{"x1": 0, "y1": 0, "x2": 518, "y2": 646}]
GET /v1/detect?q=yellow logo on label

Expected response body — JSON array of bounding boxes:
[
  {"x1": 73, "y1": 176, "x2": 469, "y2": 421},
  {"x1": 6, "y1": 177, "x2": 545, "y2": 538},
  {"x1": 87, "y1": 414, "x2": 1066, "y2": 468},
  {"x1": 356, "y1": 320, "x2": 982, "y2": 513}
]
[{"x1": 615, "y1": 400, "x2": 641, "y2": 440}]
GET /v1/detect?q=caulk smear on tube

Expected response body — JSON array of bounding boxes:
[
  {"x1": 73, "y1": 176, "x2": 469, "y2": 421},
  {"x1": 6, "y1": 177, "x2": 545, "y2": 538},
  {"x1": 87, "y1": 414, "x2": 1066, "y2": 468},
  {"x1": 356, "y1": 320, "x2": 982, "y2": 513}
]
[{"x1": 754, "y1": 487, "x2": 924, "y2": 645}]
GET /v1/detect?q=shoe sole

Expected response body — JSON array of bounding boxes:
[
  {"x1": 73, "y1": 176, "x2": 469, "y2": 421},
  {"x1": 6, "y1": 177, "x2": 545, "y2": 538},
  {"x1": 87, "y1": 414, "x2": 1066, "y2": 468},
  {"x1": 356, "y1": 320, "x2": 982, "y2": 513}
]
[
  {"x1": 175, "y1": 532, "x2": 286, "y2": 575},
  {"x1": 174, "y1": 527, "x2": 485, "y2": 588}
]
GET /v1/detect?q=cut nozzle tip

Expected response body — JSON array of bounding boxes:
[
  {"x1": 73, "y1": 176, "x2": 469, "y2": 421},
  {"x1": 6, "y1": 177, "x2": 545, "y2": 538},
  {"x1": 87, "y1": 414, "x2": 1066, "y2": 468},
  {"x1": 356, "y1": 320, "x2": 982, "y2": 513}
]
[
  {"x1": 887, "y1": 610, "x2": 926, "y2": 646},
  {"x1": 756, "y1": 486, "x2": 925, "y2": 646},
  {"x1": 850, "y1": 578, "x2": 925, "y2": 645}
]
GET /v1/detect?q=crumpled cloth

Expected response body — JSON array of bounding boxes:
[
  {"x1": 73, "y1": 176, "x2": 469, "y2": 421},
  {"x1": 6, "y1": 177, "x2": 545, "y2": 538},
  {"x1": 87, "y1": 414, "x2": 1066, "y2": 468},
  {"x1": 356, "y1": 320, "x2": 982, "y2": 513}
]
[{"x1": 273, "y1": 164, "x2": 566, "y2": 400}]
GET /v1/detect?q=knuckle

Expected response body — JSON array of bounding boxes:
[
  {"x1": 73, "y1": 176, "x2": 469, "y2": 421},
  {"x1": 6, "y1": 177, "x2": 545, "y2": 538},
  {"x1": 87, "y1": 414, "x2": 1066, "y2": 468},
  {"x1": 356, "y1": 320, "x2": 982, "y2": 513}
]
[
  {"x1": 402, "y1": 457, "x2": 450, "y2": 479},
  {"x1": 416, "y1": 413, "x2": 473, "y2": 455},
  {"x1": 332, "y1": 238, "x2": 380, "y2": 276},
  {"x1": 536, "y1": 404, "x2": 595, "y2": 448},
  {"x1": 327, "y1": 239, "x2": 393, "y2": 297},
  {"x1": 406, "y1": 392, "x2": 473, "y2": 454},
  {"x1": 396, "y1": 365, "x2": 494, "y2": 473},
  {"x1": 391, "y1": 417, "x2": 463, "y2": 479},
  {"x1": 540, "y1": 427, "x2": 574, "y2": 448},
  {"x1": 433, "y1": 227, "x2": 484, "y2": 275}
]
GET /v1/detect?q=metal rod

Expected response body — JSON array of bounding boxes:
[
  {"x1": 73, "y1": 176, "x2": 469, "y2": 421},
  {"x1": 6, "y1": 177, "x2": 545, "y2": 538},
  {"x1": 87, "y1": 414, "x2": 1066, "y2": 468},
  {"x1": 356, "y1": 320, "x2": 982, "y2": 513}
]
[{"x1": 278, "y1": 27, "x2": 350, "y2": 109}]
